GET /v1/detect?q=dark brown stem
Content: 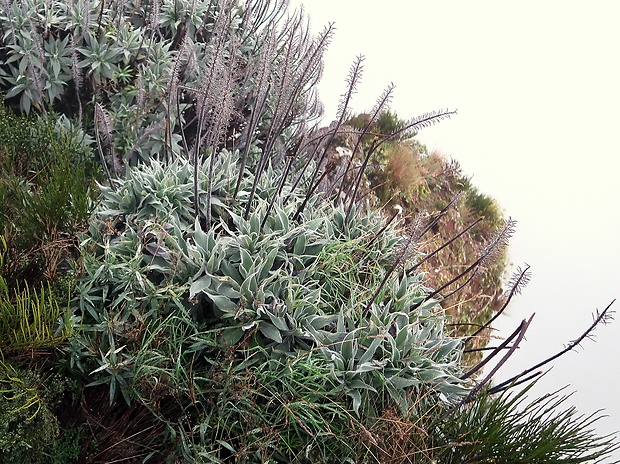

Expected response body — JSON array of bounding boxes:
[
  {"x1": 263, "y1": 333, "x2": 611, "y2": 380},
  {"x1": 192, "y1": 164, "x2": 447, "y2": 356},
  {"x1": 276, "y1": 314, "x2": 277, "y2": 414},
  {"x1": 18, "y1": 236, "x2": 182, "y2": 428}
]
[
  {"x1": 488, "y1": 300, "x2": 616, "y2": 395},
  {"x1": 406, "y1": 218, "x2": 482, "y2": 274},
  {"x1": 459, "y1": 314, "x2": 534, "y2": 405}
]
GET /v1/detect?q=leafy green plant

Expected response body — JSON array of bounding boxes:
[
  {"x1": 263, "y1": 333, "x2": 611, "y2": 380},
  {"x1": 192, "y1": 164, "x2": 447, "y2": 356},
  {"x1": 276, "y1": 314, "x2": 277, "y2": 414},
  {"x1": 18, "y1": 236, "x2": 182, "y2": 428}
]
[
  {"x1": 0, "y1": 102, "x2": 52, "y2": 176},
  {"x1": 46, "y1": 427, "x2": 84, "y2": 464},
  {"x1": 0, "y1": 0, "x2": 329, "y2": 182},
  {"x1": 0, "y1": 103, "x2": 96, "y2": 291},
  {"x1": 70, "y1": 141, "x2": 473, "y2": 460},
  {"x1": 0, "y1": 360, "x2": 78, "y2": 464}
]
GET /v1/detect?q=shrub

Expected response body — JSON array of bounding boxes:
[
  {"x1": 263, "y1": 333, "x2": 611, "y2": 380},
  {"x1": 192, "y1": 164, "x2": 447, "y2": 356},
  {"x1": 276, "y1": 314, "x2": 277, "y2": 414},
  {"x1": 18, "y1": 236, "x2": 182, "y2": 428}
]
[
  {"x1": 0, "y1": 359, "x2": 79, "y2": 464},
  {"x1": 71, "y1": 150, "x2": 469, "y2": 460},
  {"x1": 0, "y1": 102, "x2": 96, "y2": 288}
]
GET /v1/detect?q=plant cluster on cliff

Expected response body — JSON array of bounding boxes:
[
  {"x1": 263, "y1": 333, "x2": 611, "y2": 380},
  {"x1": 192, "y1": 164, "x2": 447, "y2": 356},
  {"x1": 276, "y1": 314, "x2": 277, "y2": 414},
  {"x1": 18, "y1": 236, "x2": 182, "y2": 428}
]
[
  {"x1": 342, "y1": 110, "x2": 508, "y2": 358},
  {"x1": 0, "y1": 0, "x2": 617, "y2": 463}
]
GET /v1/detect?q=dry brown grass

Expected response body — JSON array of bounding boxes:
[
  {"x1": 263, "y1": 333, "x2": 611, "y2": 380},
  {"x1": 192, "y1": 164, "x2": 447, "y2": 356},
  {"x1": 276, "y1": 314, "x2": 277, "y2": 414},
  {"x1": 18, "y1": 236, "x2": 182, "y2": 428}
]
[
  {"x1": 78, "y1": 386, "x2": 168, "y2": 463},
  {"x1": 366, "y1": 142, "x2": 507, "y2": 365}
]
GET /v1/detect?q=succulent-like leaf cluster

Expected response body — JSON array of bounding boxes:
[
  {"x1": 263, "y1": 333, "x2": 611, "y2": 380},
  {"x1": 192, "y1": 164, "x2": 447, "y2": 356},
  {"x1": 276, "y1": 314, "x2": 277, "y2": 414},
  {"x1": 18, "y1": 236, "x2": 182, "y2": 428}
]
[{"x1": 76, "y1": 150, "x2": 469, "y2": 415}]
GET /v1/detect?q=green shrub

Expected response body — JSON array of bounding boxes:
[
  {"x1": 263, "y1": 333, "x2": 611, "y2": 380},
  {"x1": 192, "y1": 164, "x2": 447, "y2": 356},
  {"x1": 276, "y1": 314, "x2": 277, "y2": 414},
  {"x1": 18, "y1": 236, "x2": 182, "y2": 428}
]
[
  {"x1": 0, "y1": 103, "x2": 96, "y2": 287},
  {"x1": 0, "y1": 360, "x2": 78, "y2": 464},
  {"x1": 71, "y1": 150, "x2": 469, "y2": 460},
  {"x1": 0, "y1": 103, "x2": 54, "y2": 177}
]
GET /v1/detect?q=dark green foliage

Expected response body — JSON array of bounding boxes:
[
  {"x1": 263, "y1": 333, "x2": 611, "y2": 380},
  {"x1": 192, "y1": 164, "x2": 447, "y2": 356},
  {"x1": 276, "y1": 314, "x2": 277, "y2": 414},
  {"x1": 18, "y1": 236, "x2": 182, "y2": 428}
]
[
  {"x1": 464, "y1": 185, "x2": 503, "y2": 237},
  {"x1": 375, "y1": 110, "x2": 406, "y2": 136},
  {"x1": 436, "y1": 382, "x2": 620, "y2": 463},
  {"x1": 0, "y1": 103, "x2": 55, "y2": 178},
  {"x1": 0, "y1": 361, "x2": 79, "y2": 464},
  {"x1": 0, "y1": 102, "x2": 95, "y2": 287},
  {"x1": 346, "y1": 109, "x2": 406, "y2": 137},
  {"x1": 46, "y1": 427, "x2": 84, "y2": 464}
]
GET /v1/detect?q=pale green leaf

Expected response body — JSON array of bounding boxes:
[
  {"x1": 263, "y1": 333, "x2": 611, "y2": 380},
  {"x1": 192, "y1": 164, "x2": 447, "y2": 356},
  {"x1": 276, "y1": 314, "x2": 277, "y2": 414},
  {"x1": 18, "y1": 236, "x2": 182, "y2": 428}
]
[
  {"x1": 189, "y1": 275, "x2": 211, "y2": 299},
  {"x1": 206, "y1": 293, "x2": 238, "y2": 314},
  {"x1": 293, "y1": 233, "x2": 306, "y2": 255},
  {"x1": 259, "y1": 322, "x2": 283, "y2": 343}
]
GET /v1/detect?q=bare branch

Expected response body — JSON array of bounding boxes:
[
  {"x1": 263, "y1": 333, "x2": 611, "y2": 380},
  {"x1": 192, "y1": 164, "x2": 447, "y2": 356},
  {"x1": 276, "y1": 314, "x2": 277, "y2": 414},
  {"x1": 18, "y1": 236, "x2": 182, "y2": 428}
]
[
  {"x1": 406, "y1": 218, "x2": 483, "y2": 274},
  {"x1": 94, "y1": 102, "x2": 116, "y2": 190},
  {"x1": 339, "y1": 83, "x2": 395, "y2": 200},
  {"x1": 488, "y1": 300, "x2": 616, "y2": 395}
]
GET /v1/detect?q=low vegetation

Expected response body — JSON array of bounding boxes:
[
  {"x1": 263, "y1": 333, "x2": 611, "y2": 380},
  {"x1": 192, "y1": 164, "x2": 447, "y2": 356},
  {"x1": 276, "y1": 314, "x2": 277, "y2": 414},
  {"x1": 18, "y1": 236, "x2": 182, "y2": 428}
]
[{"x1": 0, "y1": 0, "x2": 617, "y2": 462}]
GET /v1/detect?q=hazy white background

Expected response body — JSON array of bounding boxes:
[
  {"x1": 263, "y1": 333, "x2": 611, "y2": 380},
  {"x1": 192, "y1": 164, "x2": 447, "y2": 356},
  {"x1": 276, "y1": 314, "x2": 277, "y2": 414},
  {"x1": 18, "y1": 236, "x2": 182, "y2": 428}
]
[{"x1": 295, "y1": 0, "x2": 620, "y2": 457}]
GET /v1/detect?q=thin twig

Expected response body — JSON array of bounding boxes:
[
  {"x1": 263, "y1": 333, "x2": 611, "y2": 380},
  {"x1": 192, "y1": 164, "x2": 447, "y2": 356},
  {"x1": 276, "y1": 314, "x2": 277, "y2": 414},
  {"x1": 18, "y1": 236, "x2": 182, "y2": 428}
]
[
  {"x1": 464, "y1": 264, "x2": 531, "y2": 344},
  {"x1": 406, "y1": 218, "x2": 483, "y2": 274}
]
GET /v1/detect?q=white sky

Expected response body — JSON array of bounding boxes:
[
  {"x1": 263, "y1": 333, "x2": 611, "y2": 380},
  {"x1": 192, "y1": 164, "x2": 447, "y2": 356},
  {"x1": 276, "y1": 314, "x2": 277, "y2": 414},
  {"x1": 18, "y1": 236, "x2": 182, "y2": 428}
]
[{"x1": 295, "y1": 0, "x2": 620, "y2": 456}]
